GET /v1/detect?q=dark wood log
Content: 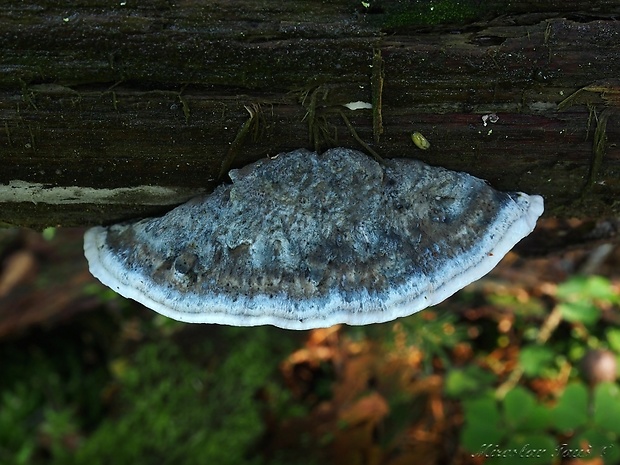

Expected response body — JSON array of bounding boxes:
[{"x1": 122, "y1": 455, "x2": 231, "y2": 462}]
[{"x1": 1, "y1": 1, "x2": 619, "y2": 229}]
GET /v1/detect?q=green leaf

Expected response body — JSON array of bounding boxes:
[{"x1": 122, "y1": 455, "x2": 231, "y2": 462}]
[
  {"x1": 601, "y1": 441, "x2": 620, "y2": 465},
  {"x1": 552, "y1": 382, "x2": 588, "y2": 432},
  {"x1": 606, "y1": 328, "x2": 620, "y2": 353},
  {"x1": 518, "y1": 404, "x2": 551, "y2": 431},
  {"x1": 444, "y1": 366, "x2": 496, "y2": 398},
  {"x1": 461, "y1": 397, "x2": 503, "y2": 452},
  {"x1": 593, "y1": 382, "x2": 620, "y2": 435},
  {"x1": 556, "y1": 275, "x2": 616, "y2": 302},
  {"x1": 558, "y1": 302, "x2": 601, "y2": 325},
  {"x1": 585, "y1": 276, "x2": 617, "y2": 301},
  {"x1": 519, "y1": 345, "x2": 556, "y2": 377},
  {"x1": 503, "y1": 387, "x2": 535, "y2": 429}
]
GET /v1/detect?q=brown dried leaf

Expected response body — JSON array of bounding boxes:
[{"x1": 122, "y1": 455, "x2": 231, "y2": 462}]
[
  {"x1": 339, "y1": 392, "x2": 389, "y2": 427},
  {"x1": 0, "y1": 250, "x2": 37, "y2": 297}
]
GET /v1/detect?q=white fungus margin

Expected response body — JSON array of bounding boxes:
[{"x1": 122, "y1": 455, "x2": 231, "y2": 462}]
[{"x1": 84, "y1": 147, "x2": 544, "y2": 330}]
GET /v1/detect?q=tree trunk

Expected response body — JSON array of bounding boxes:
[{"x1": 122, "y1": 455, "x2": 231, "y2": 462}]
[{"x1": 1, "y1": 1, "x2": 619, "y2": 229}]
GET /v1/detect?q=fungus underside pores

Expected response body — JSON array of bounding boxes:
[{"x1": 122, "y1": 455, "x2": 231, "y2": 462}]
[{"x1": 84, "y1": 147, "x2": 544, "y2": 330}]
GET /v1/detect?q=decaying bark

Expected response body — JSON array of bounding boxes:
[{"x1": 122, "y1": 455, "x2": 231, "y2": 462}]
[{"x1": 0, "y1": 1, "x2": 619, "y2": 229}]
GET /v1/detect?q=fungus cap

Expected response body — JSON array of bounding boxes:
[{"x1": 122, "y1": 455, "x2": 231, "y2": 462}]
[{"x1": 84, "y1": 147, "x2": 544, "y2": 330}]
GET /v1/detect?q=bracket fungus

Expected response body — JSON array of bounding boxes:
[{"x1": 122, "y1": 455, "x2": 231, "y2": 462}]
[{"x1": 84, "y1": 147, "x2": 544, "y2": 330}]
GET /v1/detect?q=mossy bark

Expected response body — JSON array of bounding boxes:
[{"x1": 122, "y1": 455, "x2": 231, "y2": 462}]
[{"x1": 1, "y1": 1, "x2": 619, "y2": 228}]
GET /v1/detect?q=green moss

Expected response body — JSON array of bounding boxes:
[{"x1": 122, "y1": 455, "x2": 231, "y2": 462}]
[
  {"x1": 72, "y1": 327, "x2": 288, "y2": 465},
  {"x1": 0, "y1": 321, "x2": 112, "y2": 465},
  {"x1": 0, "y1": 317, "x2": 298, "y2": 465},
  {"x1": 380, "y1": 0, "x2": 479, "y2": 28}
]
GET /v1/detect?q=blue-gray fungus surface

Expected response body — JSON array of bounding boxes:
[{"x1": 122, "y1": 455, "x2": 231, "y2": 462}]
[{"x1": 84, "y1": 147, "x2": 544, "y2": 329}]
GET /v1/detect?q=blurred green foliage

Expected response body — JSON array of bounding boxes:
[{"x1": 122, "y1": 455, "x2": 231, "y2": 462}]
[
  {"x1": 461, "y1": 387, "x2": 556, "y2": 465},
  {"x1": 456, "y1": 275, "x2": 620, "y2": 465},
  {"x1": 556, "y1": 276, "x2": 620, "y2": 325},
  {"x1": 518, "y1": 345, "x2": 556, "y2": 377},
  {"x1": 0, "y1": 322, "x2": 303, "y2": 465}
]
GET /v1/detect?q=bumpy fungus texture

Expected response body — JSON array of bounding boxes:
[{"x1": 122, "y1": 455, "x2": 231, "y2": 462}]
[{"x1": 84, "y1": 148, "x2": 544, "y2": 330}]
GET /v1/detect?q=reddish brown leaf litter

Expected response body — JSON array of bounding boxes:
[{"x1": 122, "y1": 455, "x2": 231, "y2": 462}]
[{"x1": 276, "y1": 324, "x2": 467, "y2": 465}]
